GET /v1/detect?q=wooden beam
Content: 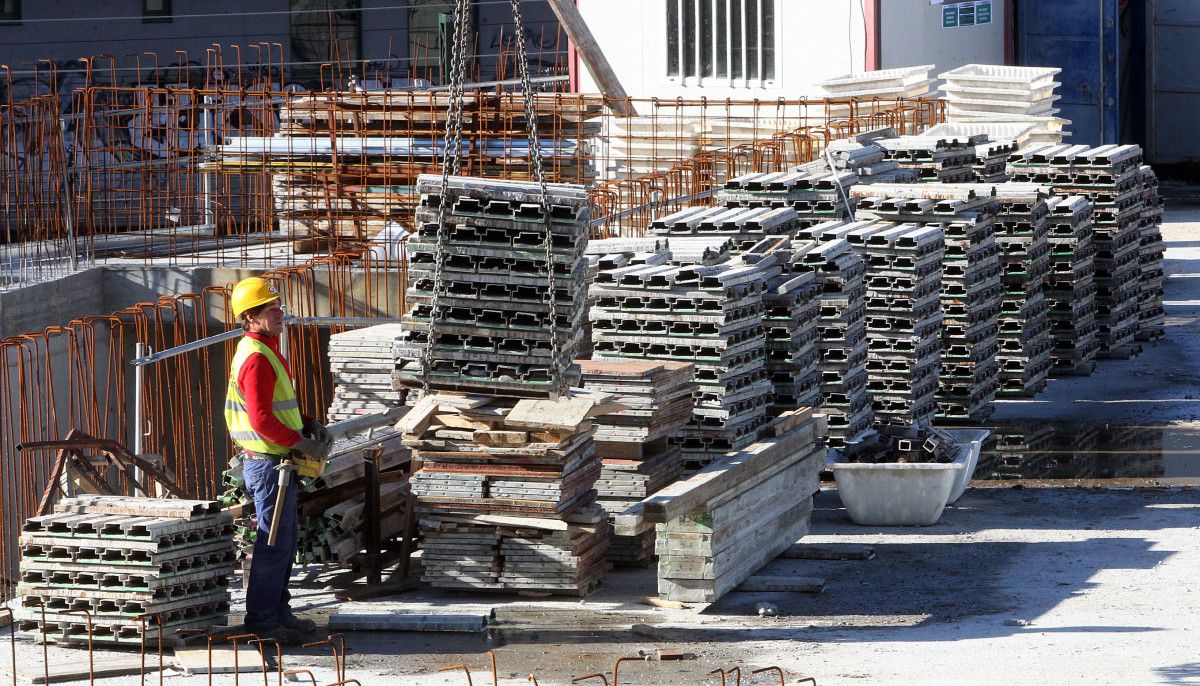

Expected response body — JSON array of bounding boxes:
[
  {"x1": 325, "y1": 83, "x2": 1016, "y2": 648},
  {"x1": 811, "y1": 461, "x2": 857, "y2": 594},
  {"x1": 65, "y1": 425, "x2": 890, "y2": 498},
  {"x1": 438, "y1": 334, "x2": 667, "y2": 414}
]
[{"x1": 545, "y1": 0, "x2": 638, "y2": 116}]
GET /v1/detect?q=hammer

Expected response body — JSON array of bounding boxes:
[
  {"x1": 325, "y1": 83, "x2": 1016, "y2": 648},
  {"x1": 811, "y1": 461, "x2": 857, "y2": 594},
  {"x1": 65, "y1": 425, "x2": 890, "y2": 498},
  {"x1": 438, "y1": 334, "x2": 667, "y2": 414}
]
[{"x1": 266, "y1": 459, "x2": 297, "y2": 546}]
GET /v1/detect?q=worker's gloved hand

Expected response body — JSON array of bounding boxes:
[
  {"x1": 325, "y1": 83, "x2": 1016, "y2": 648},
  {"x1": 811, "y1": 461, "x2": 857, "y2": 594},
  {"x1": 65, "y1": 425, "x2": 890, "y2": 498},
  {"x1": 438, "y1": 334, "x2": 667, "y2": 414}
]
[
  {"x1": 304, "y1": 417, "x2": 334, "y2": 449},
  {"x1": 293, "y1": 436, "x2": 331, "y2": 462}
]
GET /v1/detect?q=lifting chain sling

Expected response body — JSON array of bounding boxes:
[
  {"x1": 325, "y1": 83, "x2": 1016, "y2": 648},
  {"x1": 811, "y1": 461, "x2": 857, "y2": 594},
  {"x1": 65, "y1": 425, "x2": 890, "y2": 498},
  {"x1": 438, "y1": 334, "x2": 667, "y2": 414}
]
[{"x1": 422, "y1": 0, "x2": 565, "y2": 398}]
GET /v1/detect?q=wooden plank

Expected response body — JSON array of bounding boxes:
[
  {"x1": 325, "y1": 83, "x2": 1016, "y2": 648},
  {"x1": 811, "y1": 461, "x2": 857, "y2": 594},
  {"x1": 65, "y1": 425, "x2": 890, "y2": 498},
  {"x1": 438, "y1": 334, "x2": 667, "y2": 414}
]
[
  {"x1": 640, "y1": 419, "x2": 820, "y2": 523},
  {"x1": 4, "y1": 656, "x2": 157, "y2": 683},
  {"x1": 778, "y1": 543, "x2": 876, "y2": 561},
  {"x1": 544, "y1": 0, "x2": 638, "y2": 115},
  {"x1": 395, "y1": 395, "x2": 439, "y2": 436},
  {"x1": 505, "y1": 397, "x2": 595, "y2": 431},
  {"x1": 735, "y1": 575, "x2": 826, "y2": 594},
  {"x1": 473, "y1": 430, "x2": 530, "y2": 446}
]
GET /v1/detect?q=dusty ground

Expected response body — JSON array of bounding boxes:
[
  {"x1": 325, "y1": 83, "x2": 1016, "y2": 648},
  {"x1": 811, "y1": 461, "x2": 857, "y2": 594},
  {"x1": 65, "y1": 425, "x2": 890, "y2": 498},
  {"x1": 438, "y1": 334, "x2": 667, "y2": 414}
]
[{"x1": 6, "y1": 205, "x2": 1200, "y2": 685}]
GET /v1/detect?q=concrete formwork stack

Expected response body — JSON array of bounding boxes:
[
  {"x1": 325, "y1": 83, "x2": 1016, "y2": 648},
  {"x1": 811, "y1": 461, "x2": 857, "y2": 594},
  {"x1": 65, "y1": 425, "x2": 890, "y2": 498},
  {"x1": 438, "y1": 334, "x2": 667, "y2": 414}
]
[
  {"x1": 720, "y1": 169, "x2": 857, "y2": 229},
  {"x1": 1009, "y1": 144, "x2": 1146, "y2": 358},
  {"x1": 647, "y1": 204, "x2": 801, "y2": 252},
  {"x1": 875, "y1": 136, "x2": 977, "y2": 183},
  {"x1": 850, "y1": 188, "x2": 1004, "y2": 422},
  {"x1": 395, "y1": 176, "x2": 590, "y2": 394},
  {"x1": 805, "y1": 218, "x2": 945, "y2": 425},
  {"x1": 591, "y1": 258, "x2": 779, "y2": 470},
  {"x1": 1135, "y1": 165, "x2": 1167, "y2": 341},
  {"x1": 327, "y1": 323, "x2": 408, "y2": 421},
  {"x1": 990, "y1": 187, "x2": 1054, "y2": 396},
  {"x1": 578, "y1": 359, "x2": 695, "y2": 566},
  {"x1": 393, "y1": 175, "x2": 611, "y2": 596},
  {"x1": 16, "y1": 497, "x2": 235, "y2": 646},
  {"x1": 748, "y1": 233, "x2": 872, "y2": 445},
  {"x1": 1043, "y1": 195, "x2": 1100, "y2": 375},
  {"x1": 760, "y1": 269, "x2": 824, "y2": 414}
]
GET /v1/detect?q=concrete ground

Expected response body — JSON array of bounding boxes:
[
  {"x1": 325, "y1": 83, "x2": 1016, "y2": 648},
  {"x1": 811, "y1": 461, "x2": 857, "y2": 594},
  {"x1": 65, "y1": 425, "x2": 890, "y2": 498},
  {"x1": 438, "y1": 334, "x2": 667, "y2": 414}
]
[{"x1": 5, "y1": 205, "x2": 1200, "y2": 685}]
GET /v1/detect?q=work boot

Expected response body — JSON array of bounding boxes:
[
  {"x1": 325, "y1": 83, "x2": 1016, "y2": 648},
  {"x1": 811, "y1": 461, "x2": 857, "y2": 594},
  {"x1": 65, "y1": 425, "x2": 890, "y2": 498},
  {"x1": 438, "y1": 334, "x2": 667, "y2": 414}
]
[
  {"x1": 252, "y1": 624, "x2": 309, "y2": 646},
  {"x1": 282, "y1": 615, "x2": 318, "y2": 634}
]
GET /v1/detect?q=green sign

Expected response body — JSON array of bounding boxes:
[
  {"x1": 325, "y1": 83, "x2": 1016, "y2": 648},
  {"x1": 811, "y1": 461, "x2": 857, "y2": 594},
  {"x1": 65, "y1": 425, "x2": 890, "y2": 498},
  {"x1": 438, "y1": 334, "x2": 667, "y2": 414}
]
[
  {"x1": 976, "y1": 1, "x2": 992, "y2": 24},
  {"x1": 942, "y1": 4, "x2": 958, "y2": 27},
  {"x1": 959, "y1": 3, "x2": 975, "y2": 26}
]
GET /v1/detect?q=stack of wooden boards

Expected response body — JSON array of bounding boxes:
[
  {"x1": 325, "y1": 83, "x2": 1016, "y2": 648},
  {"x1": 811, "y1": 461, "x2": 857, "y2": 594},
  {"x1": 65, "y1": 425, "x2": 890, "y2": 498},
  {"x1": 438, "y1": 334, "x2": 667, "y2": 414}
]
[
  {"x1": 395, "y1": 175, "x2": 589, "y2": 396},
  {"x1": 327, "y1": 323, "x2": 407, "y2": 421},
  {"x1": 214, "y1": 92, "x2": 601, "y2": 248},
  {"x1": 615, "y1": 410, "x2": 827, "y2": 604},
  {"x1": 578, "y1": 359, "x2": 696, "y2": 565},
  {"x1": 221, "y1": 421, "x2": 411, "y2": 565},
  {"x1": 16, "y1": 496, "x2": 235, "y2": 645},
  {"x1": 399, "y1": 392, "x2": 614, "y2": 595}
]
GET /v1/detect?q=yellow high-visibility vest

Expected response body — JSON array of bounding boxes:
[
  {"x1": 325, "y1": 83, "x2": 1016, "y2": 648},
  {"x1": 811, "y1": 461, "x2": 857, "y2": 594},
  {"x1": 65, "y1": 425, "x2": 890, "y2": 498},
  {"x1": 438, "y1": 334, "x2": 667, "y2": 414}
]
[{"x1": 224, "y1": 336, "x2": 303, "y2": 456}]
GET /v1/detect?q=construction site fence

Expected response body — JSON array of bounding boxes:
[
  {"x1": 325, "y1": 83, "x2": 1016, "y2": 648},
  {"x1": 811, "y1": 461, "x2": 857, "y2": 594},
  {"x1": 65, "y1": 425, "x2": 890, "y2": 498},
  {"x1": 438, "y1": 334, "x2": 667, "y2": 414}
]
[{"x1": 0, "y1": 86, "x2": 943, "y2": 602}]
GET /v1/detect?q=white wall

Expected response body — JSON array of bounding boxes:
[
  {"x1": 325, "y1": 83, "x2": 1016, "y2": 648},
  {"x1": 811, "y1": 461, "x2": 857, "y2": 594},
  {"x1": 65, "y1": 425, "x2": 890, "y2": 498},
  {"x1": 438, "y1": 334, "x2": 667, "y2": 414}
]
[
  {"x1": 881, "y1": 0, "x2": 1007, "y2": 76},
  {"x1": 576, "y1": 0, "x2": 867, "y2": 100}
]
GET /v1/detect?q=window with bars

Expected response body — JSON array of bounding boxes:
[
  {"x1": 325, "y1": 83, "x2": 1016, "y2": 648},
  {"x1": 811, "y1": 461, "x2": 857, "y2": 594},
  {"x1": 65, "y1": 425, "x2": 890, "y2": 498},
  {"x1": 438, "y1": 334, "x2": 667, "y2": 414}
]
[{"x1": 667, "y1": 0, "x2": 775, "y2": 82}]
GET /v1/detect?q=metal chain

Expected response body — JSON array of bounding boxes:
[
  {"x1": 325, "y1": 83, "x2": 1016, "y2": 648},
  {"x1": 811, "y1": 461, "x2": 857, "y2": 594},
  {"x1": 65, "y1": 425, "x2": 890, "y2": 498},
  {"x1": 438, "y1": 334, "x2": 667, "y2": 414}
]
[
  {"x1": 509, "y1": 0, "x2": 565, "y2": 398},
  {"x1": 423, "y1": 0, "x2": 471, "y2": 393}
]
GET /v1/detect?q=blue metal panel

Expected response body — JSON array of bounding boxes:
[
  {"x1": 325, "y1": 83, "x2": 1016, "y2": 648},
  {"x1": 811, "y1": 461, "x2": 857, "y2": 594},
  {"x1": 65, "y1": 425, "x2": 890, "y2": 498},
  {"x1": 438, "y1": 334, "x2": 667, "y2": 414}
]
[{"x1": 1018, "y1": 0, "x2": 1119, "y2": 145}]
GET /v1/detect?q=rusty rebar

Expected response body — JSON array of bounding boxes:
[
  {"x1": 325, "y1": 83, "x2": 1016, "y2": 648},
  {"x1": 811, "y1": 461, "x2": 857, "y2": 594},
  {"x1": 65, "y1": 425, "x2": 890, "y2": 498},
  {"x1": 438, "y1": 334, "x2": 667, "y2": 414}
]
[
  {"x1": 227, "y1": 632, "x2": 264, "y2": 686},
  {"x1": 708, "y1": 668, "x2": 728, "y2": 686},
  {"x1": 749, "y1": 666, "x2": 789, "y2": 685},
  {"x1": 571, "y1": 675, "x2": 609, "y2": 686},
  {"x1": 282, "y1": 668, "x2": 317, "y2": 686},
  {"x1": 438, "y1": 665, "x2": 474, "y2": 685},
  {"x1": 62, "y1": 609, "x2": 94, "y2": 686},
  {"x1": 249, "y1": 637, "x2": 281, "y2": 686},
  {"x1": 302, "y1": 638, "x2": 342, "y2": 683}
]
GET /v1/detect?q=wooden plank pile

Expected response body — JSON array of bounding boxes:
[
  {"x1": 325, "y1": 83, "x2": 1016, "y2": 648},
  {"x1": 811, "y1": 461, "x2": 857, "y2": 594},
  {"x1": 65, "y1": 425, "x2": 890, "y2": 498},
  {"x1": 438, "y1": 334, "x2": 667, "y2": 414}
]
[
  {"x1": 1009, "y1": 144, "x2": 1148, "y2": 358},
  {"x1": 398, "y1": 393, "x2": 612, "y2": 595},
  {"x1": 1135, "y1": 165, "x2": 1166, "y2": 341},
  {"x1": 16, "y1": 496, "x2": 235, "y2": 645},
  {"x1": 395, "y1": 175, "x2": 590, "y2": 396},
  {"x1": 326, "y1": 323, "x2": 407, "y2": 421},
  {"x1": 591, "y1": 258, "x2": 780, "y2": 469},
  {"x1": 1044, "y1": 195, "x2": 1100, "y2": 375},
  {"x1": 221, "y1": 423, "x2": 411, "y2": 564},
  {"x1": 616, "y1": 410, "x2": 827, "y2": 604},
  {"x1": 578, "y1": 359, "x2": 695, "y2": 565}
]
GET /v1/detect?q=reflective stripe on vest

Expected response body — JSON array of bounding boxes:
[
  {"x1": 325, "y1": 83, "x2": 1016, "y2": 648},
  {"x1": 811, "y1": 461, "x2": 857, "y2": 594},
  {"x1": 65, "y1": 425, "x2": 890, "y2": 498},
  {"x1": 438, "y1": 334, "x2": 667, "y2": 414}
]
[{"x1": 224, "y1": 335, "x2": 303, "y2": 456}]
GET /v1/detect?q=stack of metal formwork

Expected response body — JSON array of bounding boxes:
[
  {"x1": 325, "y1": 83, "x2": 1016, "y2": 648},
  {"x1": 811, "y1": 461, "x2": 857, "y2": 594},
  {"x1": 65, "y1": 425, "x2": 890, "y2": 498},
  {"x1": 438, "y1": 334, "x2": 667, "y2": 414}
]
[
  {"x1": 394, "y1": 175, "x2": 590, "y2": 395},
  {"x1": 760, "y1": 271, "x2": 823, "y2": 414},
  {"x1": 1135, "y1": 165, "x2": 1167, "y2": 341},
  {"x1": 990, "y1": 188, "x2": 1054, "y2": 396},
  {"x1": 825, "y1": 138, "x2": 921, "y2": 184},
  {"x1": 1044, "y1": 195, "x2": 1100, "y2": 375},
  {"x1": 221, "y1": 426, "x2": 411, "y2": 564},
  {"x1": 17, "y1": 496, "x2": 235, "y2": 646},
  {"x1": 327, "y1": 323, "x2": 407, "y2": 421},
  {"x1": 807, "y1": 219, "x2": 944, "y2": 425},
  {"x1": 591, "y1": 258, "x2": 779, "y2": 469},
  {"x1": 719, "y1": 169, "x2": 858, "y2": 229},
  {"x1": 778, "y1": 231, "x2": 872, "y2": 445},
  {"x1": 874, "y1": 136, "x2": 977, "y2": 183},
  {"x1": 972, "y1": 139, "x2": 1016, "y2": 182},
  {"x1": 852, "y1": 222, "x2": 945, "y2": 424},
  {"x1": 1009, "y1": 144, "x2": 1146, "y2": 358},
  {"x1": 851, "y1": 188, "x2": 1003, "y2": 421},
  {"x1": 647, "y1": 204, "x2": 800, "y2": 252},
  {"x1": 401, "y1": 394, "x2": 610, "y2": 595},
  {"x1": 578, "y1": 359, "x2": 695, "y2": 566}
]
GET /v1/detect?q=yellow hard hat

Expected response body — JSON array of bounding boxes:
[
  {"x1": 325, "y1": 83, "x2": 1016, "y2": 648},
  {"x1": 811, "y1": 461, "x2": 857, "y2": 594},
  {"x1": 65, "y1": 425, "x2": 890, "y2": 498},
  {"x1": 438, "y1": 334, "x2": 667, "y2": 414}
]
[{"x1": 230, "y1": 277, "x2": 280, "y2": 319}]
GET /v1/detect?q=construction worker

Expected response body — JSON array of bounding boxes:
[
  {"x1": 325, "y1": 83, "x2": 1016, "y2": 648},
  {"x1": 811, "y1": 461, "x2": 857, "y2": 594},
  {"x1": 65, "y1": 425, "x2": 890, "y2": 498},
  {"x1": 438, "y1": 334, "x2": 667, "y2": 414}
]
[{"x1": 224, "y1": 276, "x2": 331, "y2": 644}]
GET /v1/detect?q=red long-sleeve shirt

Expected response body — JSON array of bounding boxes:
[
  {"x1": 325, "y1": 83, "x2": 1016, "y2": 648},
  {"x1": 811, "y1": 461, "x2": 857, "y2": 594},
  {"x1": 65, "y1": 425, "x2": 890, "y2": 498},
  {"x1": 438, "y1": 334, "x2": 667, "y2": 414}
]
[{"x1": 236, "y1": 331, "x2": 304, "y2": 449}]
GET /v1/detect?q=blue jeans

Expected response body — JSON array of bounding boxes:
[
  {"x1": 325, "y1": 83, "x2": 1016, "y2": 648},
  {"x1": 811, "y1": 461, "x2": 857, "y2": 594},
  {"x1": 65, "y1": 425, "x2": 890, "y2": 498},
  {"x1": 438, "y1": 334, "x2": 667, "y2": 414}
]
[{"x1": 242, "y1": 457, "x2": 299, "y2": 632}]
